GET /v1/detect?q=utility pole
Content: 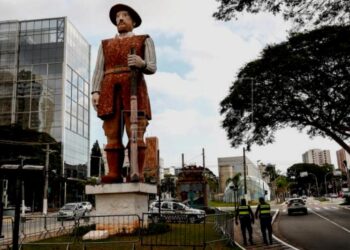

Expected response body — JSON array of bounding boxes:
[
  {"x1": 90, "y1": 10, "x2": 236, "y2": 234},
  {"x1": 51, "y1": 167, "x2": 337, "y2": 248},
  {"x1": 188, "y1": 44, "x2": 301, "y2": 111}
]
[
  {"x1": 43, "y1": 144, "x2": 56, "y2": 215},
  {"x1": 243, "y1": 147, "x2": 247, "y2": 196},
  {"x1": 202, "y1": 148, "x2": 205, "y2": 168},
  {"x1": 182, "y1": 153, "x2": 185, "y2": 168}
]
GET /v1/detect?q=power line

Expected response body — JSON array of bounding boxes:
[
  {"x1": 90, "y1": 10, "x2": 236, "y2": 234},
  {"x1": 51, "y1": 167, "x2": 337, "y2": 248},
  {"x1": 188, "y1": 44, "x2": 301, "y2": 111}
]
[{"x1": 0, "y1": 139, "x2": 58, "y2": 146}]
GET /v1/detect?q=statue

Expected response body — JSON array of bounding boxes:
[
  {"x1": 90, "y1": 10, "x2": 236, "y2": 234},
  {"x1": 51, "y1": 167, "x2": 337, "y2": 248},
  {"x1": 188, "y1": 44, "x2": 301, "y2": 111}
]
[{"x1": 91, "y1": 3, "x2": 157, "y2": 183}]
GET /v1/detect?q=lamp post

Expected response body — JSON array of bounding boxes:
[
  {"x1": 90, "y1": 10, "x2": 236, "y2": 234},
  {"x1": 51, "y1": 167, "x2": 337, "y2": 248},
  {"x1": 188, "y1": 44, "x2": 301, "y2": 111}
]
[
  {"x1": 43, "y1": 144, "x2": 56, "y2": 215},
  {"x1": 324, "y1": 172, "x2": 333, "y2": 197},
  {"x1": 301, "y1": 171, "x2": 319, "y2": 197}
]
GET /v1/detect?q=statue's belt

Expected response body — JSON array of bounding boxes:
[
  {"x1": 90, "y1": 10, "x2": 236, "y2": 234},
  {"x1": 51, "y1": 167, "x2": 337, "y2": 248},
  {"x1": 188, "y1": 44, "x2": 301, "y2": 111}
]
[{"x1": 104, "y1": 66, "x2": 131, "y2": 75}]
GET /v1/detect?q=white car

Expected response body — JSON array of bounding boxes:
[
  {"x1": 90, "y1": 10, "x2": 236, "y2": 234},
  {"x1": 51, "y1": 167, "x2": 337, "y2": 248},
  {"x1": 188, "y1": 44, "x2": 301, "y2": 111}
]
[
  {"x1": 149, "y1": 201, "x2": 206, "y2": 223},
  {"x1": 80, "y1": 201, "x2": 93, "y2": 212},
  {"x1": 57, "y1": 203, "x2": 86, "y2": 221},
  {"x1": 287, "y1": 198, "x2": 308, "y2": 215}
]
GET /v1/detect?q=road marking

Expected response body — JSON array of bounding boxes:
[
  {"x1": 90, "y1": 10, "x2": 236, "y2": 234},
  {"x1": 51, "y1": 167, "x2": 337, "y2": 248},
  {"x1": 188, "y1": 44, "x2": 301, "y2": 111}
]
[
  {"x1": 311, "y1": 210, "x2": 350, "y2": 234},
  {"x1": 331, "y1": 206, "x2": 338, "y2": 210},
  {"x1": 323, "y1": 207, "x2": 330, "y2": 210},
  {"x1": 314, "y1": 207, "x2": 321, "y2": 210},
  {"x1": 272, "y1": 209, "x2": 300, "y2": 250}
]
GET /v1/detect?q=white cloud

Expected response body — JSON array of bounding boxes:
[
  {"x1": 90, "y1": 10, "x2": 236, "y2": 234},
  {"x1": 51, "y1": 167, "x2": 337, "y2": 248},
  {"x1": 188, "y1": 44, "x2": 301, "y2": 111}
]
[{"x1": 1, "y1": 0, "x2": 344, "y2": 175}]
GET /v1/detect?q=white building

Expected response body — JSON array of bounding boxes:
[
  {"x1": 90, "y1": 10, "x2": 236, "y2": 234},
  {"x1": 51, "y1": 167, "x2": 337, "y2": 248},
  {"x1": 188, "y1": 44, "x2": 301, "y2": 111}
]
[{"x1": 302, "y1": 149, "x2": 332, "y2": 166}]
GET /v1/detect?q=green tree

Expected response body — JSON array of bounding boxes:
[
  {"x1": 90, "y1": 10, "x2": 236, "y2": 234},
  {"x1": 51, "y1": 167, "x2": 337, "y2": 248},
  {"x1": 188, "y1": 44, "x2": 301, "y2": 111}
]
[
  {"x1": 287, "y1": 163, "x2": 333, "y2": 196},
  {"x1": 263, "y1": 164, "x2": 278, "y2": 181},
  {"x1": 220, "y1": 25, "x2": 350, "y2": 155},
  {"x1": 203, "y1": 168, "x2": 219, "y2": 193},
  {"x1": 274, "y1": 175, "x2": 289, "y2": 202},
  {"x1": 90, "y1": 140, "x2": 105, "y2": 177},
  {"x1": 226, "y1": 172, "x2": 242, "y2": 187},
  {"x1": 213, "y1": 0, "x2": 350, "y2": 30}
]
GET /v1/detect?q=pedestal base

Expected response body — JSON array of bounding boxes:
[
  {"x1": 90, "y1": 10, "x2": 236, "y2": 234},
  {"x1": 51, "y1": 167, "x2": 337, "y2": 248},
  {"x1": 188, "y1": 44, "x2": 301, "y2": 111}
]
[
  {"x1": 85, "y1": 183, "x2": 157, "y2": 235},
  {"x1": 86, "y1": 183, "x2": 156, "y2": 217}
]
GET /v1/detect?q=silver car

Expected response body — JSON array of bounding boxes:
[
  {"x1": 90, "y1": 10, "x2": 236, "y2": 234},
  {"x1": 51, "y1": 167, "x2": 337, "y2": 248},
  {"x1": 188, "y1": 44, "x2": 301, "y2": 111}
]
[
  {"x1": 287, "y1": 198, "x2": 308, "y2": 215},
  {"x1": 57, "y1": 203, "x2": 86, "y2": 221}
]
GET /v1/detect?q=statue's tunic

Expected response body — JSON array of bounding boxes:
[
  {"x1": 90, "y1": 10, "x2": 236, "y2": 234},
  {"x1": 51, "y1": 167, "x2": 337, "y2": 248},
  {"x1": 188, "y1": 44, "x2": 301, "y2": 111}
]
[{"x1": 97, "y1": 35, "x2": 151, "y2": 120}]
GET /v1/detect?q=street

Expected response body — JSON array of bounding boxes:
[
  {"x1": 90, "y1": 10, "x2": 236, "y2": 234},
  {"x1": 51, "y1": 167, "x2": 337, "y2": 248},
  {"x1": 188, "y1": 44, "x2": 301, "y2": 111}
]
[{"x1": 274, "y1": 198, "x2": 350, "y2": 250}]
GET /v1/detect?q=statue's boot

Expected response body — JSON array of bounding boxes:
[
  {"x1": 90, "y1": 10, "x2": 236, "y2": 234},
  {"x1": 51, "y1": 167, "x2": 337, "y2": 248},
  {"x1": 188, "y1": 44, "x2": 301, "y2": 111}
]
[{"x1": 101, "y1": 149, "x2": 124, "y2": 183}]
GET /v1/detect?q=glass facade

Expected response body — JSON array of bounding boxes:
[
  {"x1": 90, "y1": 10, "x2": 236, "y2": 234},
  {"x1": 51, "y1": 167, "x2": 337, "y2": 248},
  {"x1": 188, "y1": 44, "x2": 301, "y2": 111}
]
[{"x1": 0, "y1": 17, "x2": 90, "y2": 181}]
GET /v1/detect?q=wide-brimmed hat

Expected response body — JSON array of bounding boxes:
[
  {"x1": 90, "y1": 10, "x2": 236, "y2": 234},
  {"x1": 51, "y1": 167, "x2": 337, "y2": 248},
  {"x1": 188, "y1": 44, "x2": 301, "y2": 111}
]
[{"x1": 109, "y1": 4, "x2": 142, "y2": 28}]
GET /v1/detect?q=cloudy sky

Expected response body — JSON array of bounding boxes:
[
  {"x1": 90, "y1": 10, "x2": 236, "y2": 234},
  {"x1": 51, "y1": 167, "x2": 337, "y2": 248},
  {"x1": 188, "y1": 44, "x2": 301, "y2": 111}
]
[{"x1": 1, "y1": 0, "x2": 344, "y2": 174}]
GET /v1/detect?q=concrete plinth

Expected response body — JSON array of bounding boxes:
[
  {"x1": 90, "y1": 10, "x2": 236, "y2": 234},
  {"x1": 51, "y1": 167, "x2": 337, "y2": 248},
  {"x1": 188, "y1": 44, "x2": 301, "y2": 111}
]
[
  {"x1": 85, "y1": 183, "x2": 157, "y2": 217},
  {"x1": 85, "y1": 183, "x2": 157, "y2": 235}
]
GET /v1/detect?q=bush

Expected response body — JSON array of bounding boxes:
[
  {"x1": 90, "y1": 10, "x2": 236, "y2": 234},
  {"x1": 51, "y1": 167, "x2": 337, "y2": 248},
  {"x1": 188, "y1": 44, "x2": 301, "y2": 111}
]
[{"x1": 72, "y1": 224, "x2": 96, "y2": 236}]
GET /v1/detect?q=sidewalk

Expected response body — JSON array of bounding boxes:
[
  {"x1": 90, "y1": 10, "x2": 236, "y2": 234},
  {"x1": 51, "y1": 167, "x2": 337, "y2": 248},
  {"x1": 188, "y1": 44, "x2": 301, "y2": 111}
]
[{"x1": 233, "y1": 208, "x2": 294, "y2": 250}]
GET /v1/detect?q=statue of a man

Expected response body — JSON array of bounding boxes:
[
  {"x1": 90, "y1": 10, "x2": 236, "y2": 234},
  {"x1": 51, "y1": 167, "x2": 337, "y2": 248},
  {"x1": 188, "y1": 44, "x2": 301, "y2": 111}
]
[{"x1": 91, "y1": 4, "x2": 157, "y2": 183}]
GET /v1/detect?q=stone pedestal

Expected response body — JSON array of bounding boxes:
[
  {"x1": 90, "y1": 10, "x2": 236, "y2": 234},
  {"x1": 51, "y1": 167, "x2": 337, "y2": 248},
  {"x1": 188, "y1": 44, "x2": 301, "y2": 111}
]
[
  {"x1": 86, "y1": 183, "x2": 156, "y2": 217},
  {"x1": 85, "y1": 183, "x2": 157, "y2": 235}
]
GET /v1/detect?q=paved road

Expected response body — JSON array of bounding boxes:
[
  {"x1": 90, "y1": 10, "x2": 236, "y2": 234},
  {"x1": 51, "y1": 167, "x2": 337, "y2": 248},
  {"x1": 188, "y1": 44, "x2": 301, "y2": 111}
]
[{"x1": 274, "y1": 198, "x2": 350, "y2": 250}]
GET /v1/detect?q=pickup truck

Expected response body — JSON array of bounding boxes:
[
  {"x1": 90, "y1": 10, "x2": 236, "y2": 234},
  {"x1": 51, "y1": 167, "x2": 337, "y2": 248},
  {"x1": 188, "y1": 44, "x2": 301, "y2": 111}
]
[{"x1": 148, "y1": 201, "x2": 206, "y2": 224}]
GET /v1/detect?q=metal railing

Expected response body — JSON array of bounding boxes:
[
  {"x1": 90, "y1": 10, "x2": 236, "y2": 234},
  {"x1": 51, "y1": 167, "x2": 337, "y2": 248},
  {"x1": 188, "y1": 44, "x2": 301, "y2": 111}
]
[{"x1": 0, "y1": 212, "x2": 235, "y2": 249}]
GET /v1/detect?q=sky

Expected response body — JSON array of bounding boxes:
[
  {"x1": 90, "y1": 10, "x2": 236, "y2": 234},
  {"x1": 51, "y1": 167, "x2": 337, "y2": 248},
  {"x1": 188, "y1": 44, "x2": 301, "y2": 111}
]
[{"x1": 0, "y1": 0, "x2": 345, "y2": 175}]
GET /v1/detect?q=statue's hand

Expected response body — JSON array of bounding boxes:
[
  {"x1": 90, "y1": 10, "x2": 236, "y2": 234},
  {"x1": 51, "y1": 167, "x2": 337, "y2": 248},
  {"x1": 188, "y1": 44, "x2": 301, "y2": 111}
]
[
  {"x1": 128, "y1": 54, "x2": 146, "y2": 69},
  {"x1": 92, "y1": 92, "x2": 100, "y2": 111}
]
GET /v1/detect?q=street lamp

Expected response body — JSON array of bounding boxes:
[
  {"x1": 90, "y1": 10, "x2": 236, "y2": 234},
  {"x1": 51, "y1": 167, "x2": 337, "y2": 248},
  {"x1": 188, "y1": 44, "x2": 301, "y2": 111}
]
[
  {"x1": 301, "y1": 171, "x2": 319, "y2": 197},
  {"x1": 343, "y1": 160, "x2": 350, "y2": 189},
  {"x1": 324, "y1": 170, "x2": 342, "y2": 197}
]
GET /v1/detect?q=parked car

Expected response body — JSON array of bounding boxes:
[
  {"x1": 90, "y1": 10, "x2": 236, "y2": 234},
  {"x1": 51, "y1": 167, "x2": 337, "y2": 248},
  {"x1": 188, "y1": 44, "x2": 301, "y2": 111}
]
[
  {"x1": 80, "y1": 201, "x2": 93, "y2": 212},
  {"x1": 287, "y1": 198, "x2": 308, "y2": 215},
  {"x1": 57, "y1": 203, "x2": 86, "y2": 221},
  {"x1": 149, "y1": 201, "x2": 206, "y2": 223}
]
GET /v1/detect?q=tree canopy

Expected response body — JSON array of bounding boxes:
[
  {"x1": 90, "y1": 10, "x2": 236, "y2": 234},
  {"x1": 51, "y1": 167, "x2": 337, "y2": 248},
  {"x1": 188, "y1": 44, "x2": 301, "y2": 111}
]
[
  {"x1": 213, "y1": 0, "x2": 350, "y2": 30},
  {"x1": 220, "y1": 25, "x2": 350, "y2": 154}
]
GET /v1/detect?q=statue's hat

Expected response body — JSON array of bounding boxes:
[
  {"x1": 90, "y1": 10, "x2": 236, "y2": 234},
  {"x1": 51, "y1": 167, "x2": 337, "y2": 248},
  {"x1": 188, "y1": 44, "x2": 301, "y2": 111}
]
[{"x1": 109, "y1": 4, "x2": 142, "y2": 28}]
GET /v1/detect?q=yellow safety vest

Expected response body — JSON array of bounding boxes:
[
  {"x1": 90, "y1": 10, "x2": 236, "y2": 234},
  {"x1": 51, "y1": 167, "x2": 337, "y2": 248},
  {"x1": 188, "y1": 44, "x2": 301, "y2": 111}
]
[
  {"x1": 260, "y1": 204, "x2": 271, "y2": 216},
  {"x1": 238, "y1": 205, "x2": 250, "y2": 217}
]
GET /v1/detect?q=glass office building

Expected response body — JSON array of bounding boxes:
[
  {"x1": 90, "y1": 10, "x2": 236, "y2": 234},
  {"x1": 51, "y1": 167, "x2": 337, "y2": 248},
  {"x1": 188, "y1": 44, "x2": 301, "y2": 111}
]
[{"x1": 0, "y1": 17, "x2": 90, "y2": 204}]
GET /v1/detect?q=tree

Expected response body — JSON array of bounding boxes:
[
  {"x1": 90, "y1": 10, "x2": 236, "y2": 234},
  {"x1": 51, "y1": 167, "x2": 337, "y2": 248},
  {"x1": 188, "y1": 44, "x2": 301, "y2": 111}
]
[
  {"x1": 274, "y1": 175, "x2": 289, "y2": 202},
  {"x1": 213, "y1": 0, "x2": 350, "y2": 31},
  {"x1": 287, "y1": 163, "x2": 333, "y2": 195},
  {"x1": 226, "y1": 172, "x2": 242, "y2": 188},
  {"x1": 262, "y1": 164, "x2": 278, "y2": 182},
  {"x1": 90, "y1": 140, "x2": 105, "y2": 177},
  {"x1": 220, "y1": 25, "x2": 350, "y2": 154},
  {"x1": 161, "y1": 174, "x2": 176, "y2": 198}
]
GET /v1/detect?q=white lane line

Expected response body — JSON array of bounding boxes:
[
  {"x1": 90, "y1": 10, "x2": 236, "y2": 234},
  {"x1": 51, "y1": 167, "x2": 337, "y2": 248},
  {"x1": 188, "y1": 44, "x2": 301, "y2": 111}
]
[
  {"x1": 310, "y1": 210, "x2": 350, "y2": 234},
  {"x1": 323, "y1": 207, "x2": 330, "y2": 210},
  {"x1": 272, "y1": 235, "x2": 300, "y2": 250},
  {"x1": 331, "y1": 206, "x2": 338, "y2": 210},
  {"x1": 314, "y1": 207, "x2": 321, "y2": 211},
  {"x1": 272, "y1": 209, "x2": 300, "y2": 250}
]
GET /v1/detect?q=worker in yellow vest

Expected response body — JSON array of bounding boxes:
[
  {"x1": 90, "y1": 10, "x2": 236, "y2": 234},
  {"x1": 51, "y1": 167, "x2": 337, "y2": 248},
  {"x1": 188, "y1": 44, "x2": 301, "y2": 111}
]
[
  {"x1": 235, "y1": 198, "x2": 254, "y2": 246},
  {"x1": 255, "y1": 197, "x2": 273, "y2": 245}
]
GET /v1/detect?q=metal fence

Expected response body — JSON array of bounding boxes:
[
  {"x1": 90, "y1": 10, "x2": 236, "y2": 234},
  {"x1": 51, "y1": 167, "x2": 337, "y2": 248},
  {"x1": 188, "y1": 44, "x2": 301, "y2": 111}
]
[{"x1": 0, "y1": 211, "x2": 235, "y2": 249}]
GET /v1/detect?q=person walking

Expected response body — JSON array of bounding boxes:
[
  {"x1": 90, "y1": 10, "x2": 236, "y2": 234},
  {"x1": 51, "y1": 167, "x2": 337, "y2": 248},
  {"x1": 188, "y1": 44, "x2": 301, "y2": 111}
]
[
  {"x1": 235, "y1": 199, "x2": 254, "y2": 246},
  {"x1": 255, "y1": 197, "x2": 273, "y2": 245}
]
